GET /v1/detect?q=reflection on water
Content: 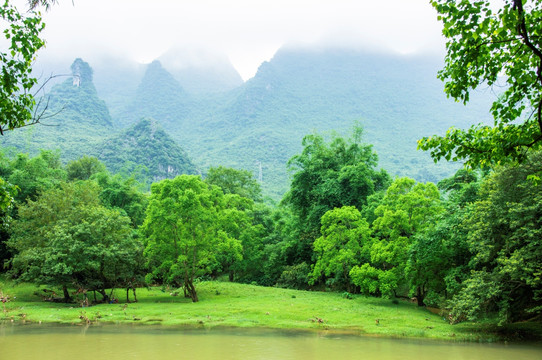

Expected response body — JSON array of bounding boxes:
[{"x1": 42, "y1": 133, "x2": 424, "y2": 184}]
[{"x1": 1, "y1": 324, "x2": 541, "y2": 360}]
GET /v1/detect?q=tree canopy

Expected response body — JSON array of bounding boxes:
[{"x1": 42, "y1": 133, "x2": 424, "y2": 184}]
[
  {"x1": 283, "y1": 127, "x2": 389, "y2": 263},
  {"x1": 8, "y1": 181, "x2": 139, "y2": 302},
  {"x1": 0, "y1": 1, "x2": 45, "y2": 134},
  {"x1": 419, "y1": 0, "x2": 542, "y2": 168}
]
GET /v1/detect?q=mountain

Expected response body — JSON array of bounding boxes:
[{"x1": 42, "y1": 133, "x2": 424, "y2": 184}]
[
  {"x1": 0, "y1": 58, "x2": 114, "y2": 160},
  {"x1": 94, "y1": 118, "x2": 198, "y2": 183},
  {"x1": 154, "y1": 47, "x2": 494, "y2": 198},
  {"x1": 2, "y1": 47, "x2": 497, "y2": 199},
  {"x1": 158, "y1": 47, "x2": 244, "y2": 94},
  {"x1": 117, "y1": 60, "x2": 191, "y2": 129}
]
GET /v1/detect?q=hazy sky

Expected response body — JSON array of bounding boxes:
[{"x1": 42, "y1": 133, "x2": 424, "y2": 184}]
[{"x1": 21, "y1": 0, "x2": 444, "y2": 80}]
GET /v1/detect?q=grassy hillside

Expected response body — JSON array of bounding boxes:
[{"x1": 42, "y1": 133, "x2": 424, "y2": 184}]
[{"x1": 1, "y1": 277, "x2": 538, "y2": 341}]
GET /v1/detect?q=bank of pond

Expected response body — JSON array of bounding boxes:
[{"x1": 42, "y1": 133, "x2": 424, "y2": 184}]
[{"x1": 1, "y1": 280, "x2": 541, "y2": 343}]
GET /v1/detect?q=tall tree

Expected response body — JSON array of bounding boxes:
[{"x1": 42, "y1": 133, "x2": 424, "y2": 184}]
[
  {"x1": 284, "y1": 127, "x2": 390, "y2": 264},
  {"x1": 419, "y1": 0, "x2": 542, "y2": 168},
  {"x1": 448, "y1": 152, "x2": 542, "y2": 323},
  {"x1": 142, "y1": 175, "x2": 224, "y2": 302}
]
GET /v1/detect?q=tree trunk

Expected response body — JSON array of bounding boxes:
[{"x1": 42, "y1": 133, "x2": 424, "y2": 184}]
[
  {"x1": 416, "y1": 286, "x2": 426, "y2": 307},
  {"x1": 98, "y1": 289, "x2": 109, "y2": 303},
  {"x1": 185, "y1": 280, "x2": 198, "y2": 302},
  {"x1": 132, "y1": 288, "x2": 137, "y2": 302},
  {"x1": 126, "y1": 288, "x2": 130, "y2": 303},
  {"x1": 229, "y1": 271, "x2": 234, "y2": 282},
  {"x1": 62, "y1": 285, "x2": 71, "y2": 303}
]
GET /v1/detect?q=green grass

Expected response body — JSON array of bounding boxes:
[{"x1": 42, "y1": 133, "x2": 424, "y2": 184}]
[{"x1": 0, "y1": 277, "x2": 538, "y2": 342}]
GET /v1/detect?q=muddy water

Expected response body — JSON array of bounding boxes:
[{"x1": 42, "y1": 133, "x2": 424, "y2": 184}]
[{"x1": 1, "y1": 324, "x2": 541, "y2": 360}]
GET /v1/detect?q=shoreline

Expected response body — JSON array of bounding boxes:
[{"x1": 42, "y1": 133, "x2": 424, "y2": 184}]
[{"x1": 2, "y1": 280, "x2": 541, "y2": 343}]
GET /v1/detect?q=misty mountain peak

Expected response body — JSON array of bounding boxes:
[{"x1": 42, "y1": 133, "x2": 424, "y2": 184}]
[
  {"x1": 157, "y1": 46, "x2": 243, "y2": 93},
  {"x1": 71, "y1": 58, "x2": 93, "y2": 86}
]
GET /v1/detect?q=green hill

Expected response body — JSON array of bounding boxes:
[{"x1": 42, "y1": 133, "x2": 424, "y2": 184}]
[
  {"x1": 151, "y1": 47, "x2": 495, "y2": 198},
  {"x1": 94, "y1": 118, "x2": 198, "y2": 183},
  {"x1": 2, "y1": 48, "x2": 497, "y2": 199},
  {"x1": 0, "y1": 58, "x2": 113, "y2": 161}
]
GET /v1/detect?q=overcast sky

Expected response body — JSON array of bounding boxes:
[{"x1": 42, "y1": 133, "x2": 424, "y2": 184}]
[{"x1": 21, "y1": 0, "x2": 444, "y2": 80}]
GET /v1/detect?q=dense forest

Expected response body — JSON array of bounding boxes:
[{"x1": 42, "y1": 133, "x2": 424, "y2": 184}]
[
  {"x1": 1, "y1": 0, "x2": 541, "y2": 329},
  {"x1": 1, "y1": 132, "x2": 541, "y2": 324}
]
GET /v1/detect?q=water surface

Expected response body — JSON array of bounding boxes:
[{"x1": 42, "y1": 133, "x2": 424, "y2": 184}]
[{"x1": 1, "y1": 324, "x2": 541, "y2": 360}]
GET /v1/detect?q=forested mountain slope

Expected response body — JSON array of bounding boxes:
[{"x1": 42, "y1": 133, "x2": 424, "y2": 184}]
[
  {"x1": 2, "y1": 47, "x2": 495, "y2": 198},
  {"x1": 0, "y1": 59, "x2": 113, "y2": 160},
  {"x1": 140, "y1": 47, "x2": 494, "y2": 197},
  {"x1": 93, "y1": 118, "x2": 198, "y2": 183}
]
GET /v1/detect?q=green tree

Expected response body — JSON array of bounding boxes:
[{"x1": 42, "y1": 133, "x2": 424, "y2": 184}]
[
  {"x1": 0, "y1": 0, "x2": 45, "y2": 134},
  {"x1": 350, "y1": 178, "x2": 443, "y2": 301},
  {"x1": 205, "y1": 166, "x2": 262, "y2": 202},
  {"x1": 94, "y1": 172, "x2": 148, "y2": 228},
  {"x1": 448, "y1": 152, "x2": 542, "y2": 323},
  {"x1": 7, "y1": 150, "x2": 66, "y2": 203},
  {"x1": 0, "y1": 177, "x2": 17, "y2": 267},
  {"x1": 284, "y1": 127, "x2": 390, "y2": 264},
  {"x1": 309, "y1": 206, "x2": 371, "y2": 292},
  {"x1": 8, "y1": 181, "x2": 138, "y2": 302},
  {"x1": 419, "y1": 0, "x2": 542, "y2": 168},
  {"x1": 66, "y1": 155, "x2": 106, "y2": 181},
  {"x1": 142, "y1": 175, "x2": 224, "y2": 302}
]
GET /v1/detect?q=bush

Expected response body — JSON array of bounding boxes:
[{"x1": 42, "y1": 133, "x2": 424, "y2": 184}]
[{"x1": 276, "y1": 262, "x2": 310, "y2": 290}]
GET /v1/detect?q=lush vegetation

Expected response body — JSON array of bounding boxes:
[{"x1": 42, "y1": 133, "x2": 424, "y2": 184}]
[
  {"x1": 0, "y1": 0, "x2": 541, "y2": 342},
  {"x1": 2, "y1": 47, "x2": 495, "y2": 199},
  {"x1": 0, "y1": 132, "x2": 540, "y2": 333},
  {"x1": 419, "y1": 0, "x2": 542, "y2": 168}
]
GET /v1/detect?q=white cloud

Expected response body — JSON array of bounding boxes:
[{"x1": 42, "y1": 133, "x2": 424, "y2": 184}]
[{"x1": 26, "y1": 0, "x2": 445, "y2": 80}]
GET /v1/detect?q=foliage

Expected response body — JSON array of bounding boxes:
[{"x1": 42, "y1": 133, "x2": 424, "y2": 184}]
[
  {"x1": 8, "y1": 181, "x2": 140, "y2": 302},
  {"x1": 142, "y1": 175, "x2": 226, "y2": 302},
  {"x1": 283, "y1": 126, "x2": 390, "y2": 264},
  {"x1": 0, "y1": 176, "x2": 17, "y2": 267},
  {"x1": 350, "y1": 178, "x2": 443, "y2": 300},
  {"x1": 66, "y1": 155, "x2": 106, "y2": 181},
  {"x1": 310, "y1": 206, "x2": 371, "y2": 292},
  {"x1": 93, "y1": 171, "x2": 148, "y2": 228},
  {"x1": 6, "y1": 150, "x2": 66, "y2": 203},
  {"x1": 419, "y1": 0, "x2": 542, "y2": 167},
  {"x1": 0, "y1": 0, "x2": 45, "y2": 134},
  {"x1": 448, "y1": 152, "x2": 542, "y2": 324},
  {"x1": 205, "y1": 165, "x2": 262, "y2": 202},
  {"x1": 275, "y1": 262, "x2": 311, "y2": 290}
]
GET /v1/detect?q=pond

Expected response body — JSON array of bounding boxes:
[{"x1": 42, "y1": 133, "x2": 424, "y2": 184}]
[{"x1": 1, "y1": 324, "x2": 541, "y2": 360}]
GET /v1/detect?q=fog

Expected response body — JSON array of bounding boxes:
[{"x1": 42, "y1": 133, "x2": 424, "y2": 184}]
[{"x1": 12, "y1": 0, "x2": 445, "y2": 81}]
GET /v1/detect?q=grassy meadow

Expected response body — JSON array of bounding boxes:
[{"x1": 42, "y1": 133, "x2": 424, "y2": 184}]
[{"x1": 1, "y1": 277, "x2": 539, "y2": 342}]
